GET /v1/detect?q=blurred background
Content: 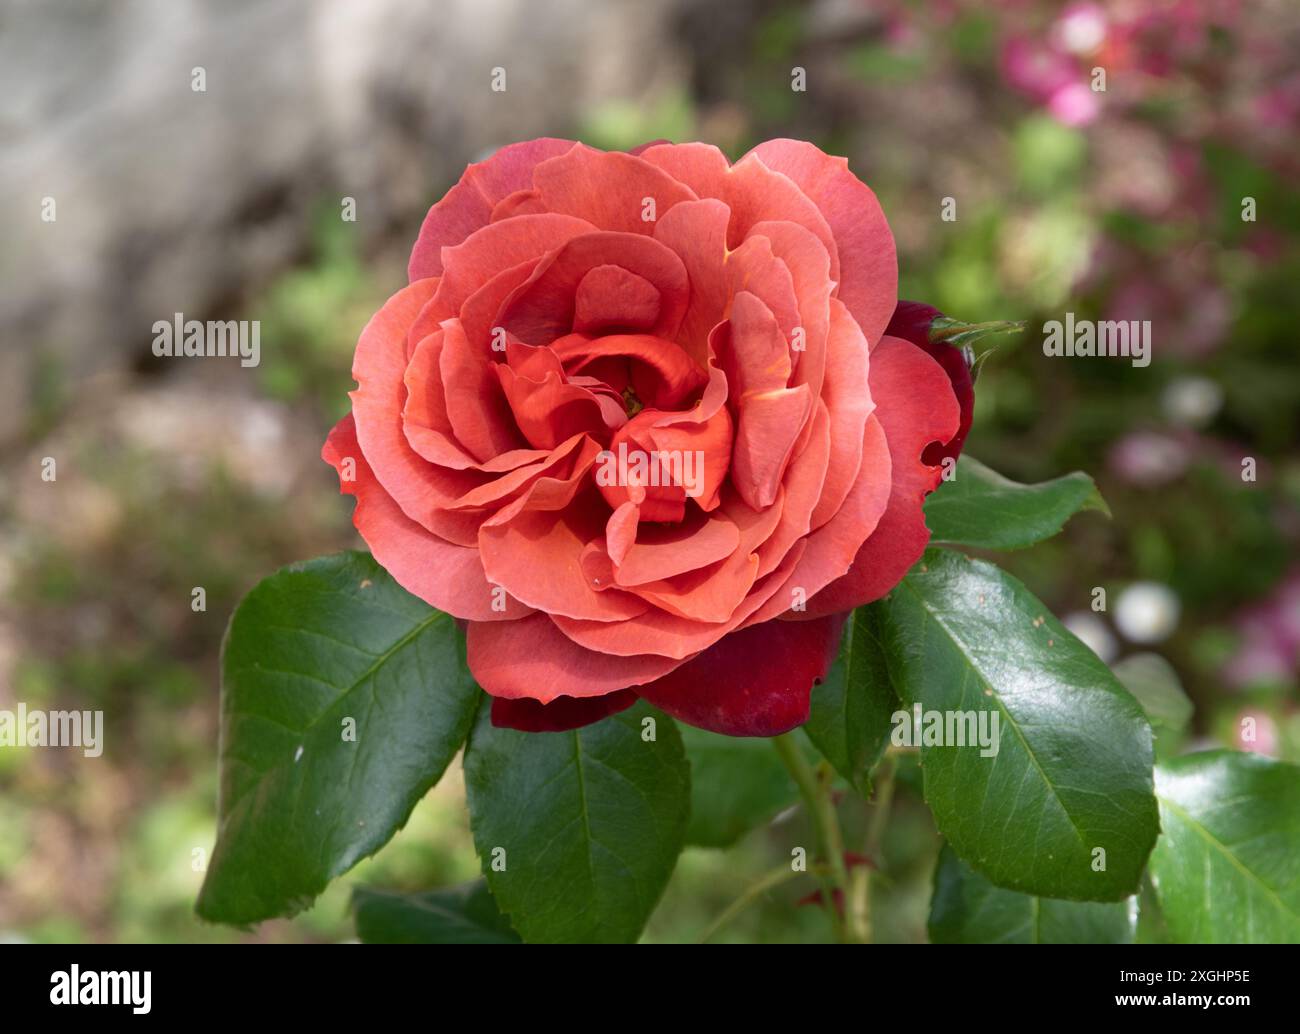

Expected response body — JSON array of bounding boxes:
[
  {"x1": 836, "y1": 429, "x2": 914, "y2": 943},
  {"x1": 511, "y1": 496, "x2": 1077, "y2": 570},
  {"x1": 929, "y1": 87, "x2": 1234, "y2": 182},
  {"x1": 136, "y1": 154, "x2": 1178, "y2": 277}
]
[{"x1": 1, "y1": 0, "x2": 1296, "y2": 943}]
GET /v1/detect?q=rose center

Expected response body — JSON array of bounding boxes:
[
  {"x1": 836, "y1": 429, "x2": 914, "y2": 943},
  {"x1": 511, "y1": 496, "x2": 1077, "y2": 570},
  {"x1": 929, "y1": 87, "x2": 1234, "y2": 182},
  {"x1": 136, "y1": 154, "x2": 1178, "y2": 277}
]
[{"x1": 621, "y1": 384, "x2": 644, "y2": 418}]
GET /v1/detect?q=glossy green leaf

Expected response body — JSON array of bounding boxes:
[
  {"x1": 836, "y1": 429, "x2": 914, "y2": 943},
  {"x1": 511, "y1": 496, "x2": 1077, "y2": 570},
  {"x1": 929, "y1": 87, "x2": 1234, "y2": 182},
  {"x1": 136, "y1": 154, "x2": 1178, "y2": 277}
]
[
  {"x1": 1112, "y1": 652, "x2": 1193, "y2": 732},
  {"x1": 924, "y1": 455, "x2": 1108, "y2": 550},
  {"x1": 879, "y1": 549, "x2": 1158, "y2": 901},
  {"x1": 463, "y1": 700, "x2": 689, "y2": 943},
  {"x1": 352, "y1": 880, "x2": 520, "y2": 944},
  {"x1": 1150, "y1": 751, "x2": 1300, "y2": 943},
  {"x1": 681, "y1": 725, "x2": 797, "y2": 848},
  {"x1": 929, "y1": 844, "x2": 1137, "y2": 943},
  {"x1": 197, "y1": 551, "x2": 479, "y2": 924},
  {"x1": 803, "y1": 605, "x2": 898, "y2": 796}
]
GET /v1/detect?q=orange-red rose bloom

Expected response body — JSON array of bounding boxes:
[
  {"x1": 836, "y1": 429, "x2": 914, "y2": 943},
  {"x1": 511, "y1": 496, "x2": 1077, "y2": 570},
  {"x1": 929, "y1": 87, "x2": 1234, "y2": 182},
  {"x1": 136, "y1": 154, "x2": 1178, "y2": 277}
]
[{"x1": 323, "y1": 138, "x2": 962, "y2": 736}]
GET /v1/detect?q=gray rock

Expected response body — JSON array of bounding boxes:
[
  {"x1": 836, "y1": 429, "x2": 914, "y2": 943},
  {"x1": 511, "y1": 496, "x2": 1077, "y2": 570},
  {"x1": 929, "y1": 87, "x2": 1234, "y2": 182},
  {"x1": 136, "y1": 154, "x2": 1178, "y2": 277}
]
[{"x1": 0, "y1": 0, "x2": 697, "y2": 440}]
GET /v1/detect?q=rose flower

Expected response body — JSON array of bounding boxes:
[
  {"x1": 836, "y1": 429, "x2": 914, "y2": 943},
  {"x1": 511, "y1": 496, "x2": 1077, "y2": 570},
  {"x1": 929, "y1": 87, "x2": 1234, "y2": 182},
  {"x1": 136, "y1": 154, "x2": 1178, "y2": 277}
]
[{"x1": 323, "y1": 139, "x2": 969, "y2": 736}]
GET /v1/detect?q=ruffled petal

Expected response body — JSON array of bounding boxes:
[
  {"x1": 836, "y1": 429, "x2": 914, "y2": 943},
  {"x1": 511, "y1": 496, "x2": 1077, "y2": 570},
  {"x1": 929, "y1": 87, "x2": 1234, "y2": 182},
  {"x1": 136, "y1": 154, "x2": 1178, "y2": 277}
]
[
  {"x1": 467, "y1": 613, "x2": 682, "y2": 701},
  {"x1": 479, "y1": 488, "x2": 651, "y2": 623},
  {"x1": 796, "y1": 335, "x2": 960, "y2": 618},
  {"x1": 551, "y1": 333, "x2": 707, "y2": 410},
  {"x1": 408, "y1": 138, "x2": 577, "y2": 280},
  {"x1": 639, "y1": 143, "x2": 841, "y2": 284},
  {"x1": 433, "y1": 213, "x2": 596, "y2": 315},
  {"x1": 532, "y1": 146, "x2": 698, "y2": 233},
  {"x1": 653, "y1": 198, "x2": 731, "y2": 363},
  {"x1": 322, "y1": 413, "x2": 531, "y2": 621},
  {"x1": 350, "y1": 279, "x2": 491, "y2": 547},
  {"x1": 440, "y1": 319, "x2": 528, "y2": 461},
  {"x1": 496, "y1": 231, "x2": 690, "y2": 345},
  {"x1": 808, "y1": 298, "x2": 875, "y2": 528},
  {"x1": 747, "y1": 139, "x2": 897, "y2": 349}
]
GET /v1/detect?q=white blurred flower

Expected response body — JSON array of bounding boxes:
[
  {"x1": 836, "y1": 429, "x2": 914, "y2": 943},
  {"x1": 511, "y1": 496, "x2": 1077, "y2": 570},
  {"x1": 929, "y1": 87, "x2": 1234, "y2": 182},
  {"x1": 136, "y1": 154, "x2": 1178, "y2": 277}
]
[
  {"x1": 1063, "y1": 611, "x2": 1118, "y2": 662},
  {"x1": 1053, "y1": 3, "x2": 1108, "y2": 55},
  {"x1": 1162, "y1": 375, "x2": 1223, "y2": 428},
  {"x1": 1115, "y1": 582, "x2": 1181, "y2": 643}
]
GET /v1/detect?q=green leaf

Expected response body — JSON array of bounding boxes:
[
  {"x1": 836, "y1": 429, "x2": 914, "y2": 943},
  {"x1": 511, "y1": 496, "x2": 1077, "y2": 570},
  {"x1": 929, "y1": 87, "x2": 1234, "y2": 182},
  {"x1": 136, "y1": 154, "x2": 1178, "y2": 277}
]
[
  {"x1": 463, "y1": 700, "x2": 689, "y2": 943},
  {"x1": 1112, "y1": 652, "x2": 1193, "y2": 732},
  {"x1": 928, "y1": 315, "x2": 1026, "y2": 349},
  {"x1": 879, "y1": 549, "x2": 1158, "y2": 901},
  {"x1": 1150, "y1": 751, "x2": 1300, "y2": 943},
  {"x1": 803, "y1": 605, "x2": 898, "y2": 795},
  {"x1": 681, "y1": 725, "x2": 797, "y2": 848},
  {"x1": 929, "y1": 844, "x2": 1137, "y2": 944},
  {"x1": 352, "y1": 880, "x2": 520, "y2": 944},
  {"x1": 924, "y1": 455, "x2": 1108, "y2": 550},
  {"x1": 196, "y1": 551, "x2": 479, "y2": 924}
]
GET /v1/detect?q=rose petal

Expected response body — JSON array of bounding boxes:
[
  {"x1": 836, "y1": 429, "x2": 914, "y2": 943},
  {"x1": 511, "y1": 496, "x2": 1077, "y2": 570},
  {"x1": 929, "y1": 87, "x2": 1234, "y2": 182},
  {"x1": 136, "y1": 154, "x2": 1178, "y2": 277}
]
[
  {"x1": 433, "y1": 213, "x2": 596, "y2": 315},
  {"x1": 408, "y1": 138, "x2": 577, "y2": 280},
  {"x1": 479, "y1": 491, "x2": 651, "y2": 623},
  {"x1": 490, "y1": 189, "x2": 548, "y2": 221},
  {"x1": 796, "y1": 335, "x2": 960, "y2": 618},
  {"x1": 640, "y1": 143, "x2": 841, "y2": 284},
  {"x1": 496, "y1": 231, "x2": 690, "y2": 345},
  {"x1": 635, "y1": 614, "x2": 845, "y2": 735},
  {"x1": 573, "y1": 265, "x2": 663, "y2": 334},
  {"x1": 490, "y1": 689, "x2": 639, "y2": 732},
  {"x1": 755, "y1": 402, "x2": 830, "y2": 577},
  {"x1": 749, "y1": 413, "x2": 891, "y2": 625},
  {"x1": 885, "y1": 300, "x2": 975, "y2": 465},
  {"x1": 444, "y1": 433, "x2": 589, "y2": 511},
  {"x1": 532, "y1": 146, "x2": 698, "y2": 234},
  {"x1": 715, "y1": 291, "x2": 811, "y2": 510},
  {"x1": 808, "y1": 298, "x2": 875, "y2": 528},
  {"x1": 497, "y1": 344, "x2": 617, "y2": 450},
  {"x1": 551, "y1": 333, "x2": 707, "y2": 410},
  {"x1": 350, "y1": 279, "x2": 491, "y2": 547},
  {"x1": 467, "y1": 613, "x2": 682, "y2": 701},
  {"x1": 440, "y1": 319, "x2": 528, "y2": 460},
  {"x1": 653, "y1": 198, "x2": 731, "y2": 363},
  {"x1": 747, "y1": 139, "x2": 897, "y2": 349},
  {"x1": 613, "y1": 511, "x2": 741, "y2": 586},
  {"x1": 551, "y1": 517, "x2": 804, "y2": 660},
  {"x1": 598, "y1": 404, "x2": 734, "y2": 518},
  {"x1": 403, "y1": 328, "x2": 546, "y2": 471},
  {"x1": 748, "y1": 218, "x2": 833, "y2": 401},
  {"x1": 322, "y1": 413, "x2": 531, "y2": 621}
]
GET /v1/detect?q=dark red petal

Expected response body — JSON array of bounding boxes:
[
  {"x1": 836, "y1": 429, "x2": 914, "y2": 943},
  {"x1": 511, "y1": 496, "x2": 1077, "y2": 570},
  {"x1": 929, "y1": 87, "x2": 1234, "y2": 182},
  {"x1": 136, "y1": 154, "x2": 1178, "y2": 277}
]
[
  {"x1": 885, "y1": 301, "x2": 975, "y2": 465},
  {"x1": 490, "y1": 690, "x2": 638, "y2": 732},
  {"x1": 634, "y1": 614, "x2": 845, "y2": 736}
]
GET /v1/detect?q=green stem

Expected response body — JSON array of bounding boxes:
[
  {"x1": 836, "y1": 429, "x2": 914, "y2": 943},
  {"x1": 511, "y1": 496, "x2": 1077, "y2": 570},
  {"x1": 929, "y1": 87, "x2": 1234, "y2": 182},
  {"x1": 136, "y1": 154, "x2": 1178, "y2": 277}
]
[
  {"x1": 772, "y1": 733, "x2": 854, "y2": 942},
  {"x1": 695, "y1": 862, "x2": 830, "y2": 943},
  {"x1": 859, "y1": 754, "x2": 898, "y2": 943}
]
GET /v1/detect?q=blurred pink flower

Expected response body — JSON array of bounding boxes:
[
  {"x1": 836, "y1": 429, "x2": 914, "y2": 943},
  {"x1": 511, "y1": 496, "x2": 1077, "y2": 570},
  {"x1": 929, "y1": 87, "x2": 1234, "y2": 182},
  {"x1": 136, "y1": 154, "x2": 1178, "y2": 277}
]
[
  {"x1": 1233, "y1": 709, "x2": 1280, "y2": 756},
  {"x1": 1107, "y1": 430, "x2": 1191, "y2": 486},
  {"x1": 1224, "y1": 570, "x2": 1300, "y2": 690},
  {"x1": 1000, "y1": 34, "x2": 1077, "y2": 102},
  {"x1": 1255, "y1": 72, "x2": 1300, "y2": 128},
  {"x1": 1048, "y1": 81, "x2": 1101, "y2": 125}
]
